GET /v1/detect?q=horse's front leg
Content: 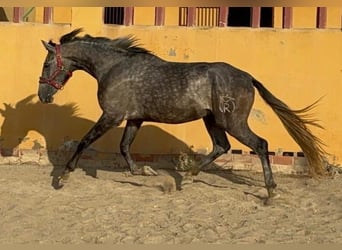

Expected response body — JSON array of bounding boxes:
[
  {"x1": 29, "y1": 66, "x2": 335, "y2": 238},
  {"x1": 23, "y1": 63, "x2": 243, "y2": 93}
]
[
  {"x1": 58, "y1": 113, "x2": 121, "y2": 187},
  {"x1": 120, "y1": 120, "x2": 158, "y2": 176}
]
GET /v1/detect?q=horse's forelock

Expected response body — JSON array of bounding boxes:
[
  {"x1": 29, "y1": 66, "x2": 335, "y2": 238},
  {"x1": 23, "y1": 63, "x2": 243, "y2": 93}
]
[{"x1": 60, "y1": 28, "x2": 84, "y2": 44}]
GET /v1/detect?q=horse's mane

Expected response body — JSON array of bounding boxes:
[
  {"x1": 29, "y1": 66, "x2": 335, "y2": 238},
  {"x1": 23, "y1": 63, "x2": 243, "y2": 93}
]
[{"x1": 58, "y1": 28, "x2": 151, "y2": 54}]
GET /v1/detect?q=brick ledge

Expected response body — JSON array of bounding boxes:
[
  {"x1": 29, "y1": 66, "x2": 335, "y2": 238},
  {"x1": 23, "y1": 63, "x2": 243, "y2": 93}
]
[{"x1": 0, "y1": 148, "x2": 312, "y2": 175}]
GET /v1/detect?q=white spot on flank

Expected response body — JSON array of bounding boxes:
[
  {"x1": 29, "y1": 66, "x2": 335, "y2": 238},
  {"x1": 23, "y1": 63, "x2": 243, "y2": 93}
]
[{"x1": 219, "y1": 95, "x2": 236, "y2": 113}]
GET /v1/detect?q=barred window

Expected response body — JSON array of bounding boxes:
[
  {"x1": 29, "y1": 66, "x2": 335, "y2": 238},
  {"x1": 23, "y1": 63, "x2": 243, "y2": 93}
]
[
  {"x1": 196, "y1": 7, "x2": 220, "y2": 26},
  {"x1": 104, "y1": 7, "x2": 124, "y2": 25},
  {"x1": 179, "y1": 7, "x2": 220, "y2": 27}
]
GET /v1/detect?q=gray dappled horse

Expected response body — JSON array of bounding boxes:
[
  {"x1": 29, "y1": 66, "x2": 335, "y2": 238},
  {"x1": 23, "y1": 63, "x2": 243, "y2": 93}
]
[{"x1": 38, "y1": 29, "x2": 326, "y2": 199}]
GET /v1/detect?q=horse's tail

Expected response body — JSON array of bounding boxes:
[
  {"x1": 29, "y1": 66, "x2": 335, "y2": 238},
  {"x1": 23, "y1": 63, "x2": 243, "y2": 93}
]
[{"x1": 252, "y1": 78, "x2": 327, "y2": 175}]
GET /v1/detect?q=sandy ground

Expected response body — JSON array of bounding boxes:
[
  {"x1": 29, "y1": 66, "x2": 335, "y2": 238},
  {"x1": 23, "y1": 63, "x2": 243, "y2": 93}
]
[{"x1": 0, "y1": 163, "x2": 341, "y2": 244}]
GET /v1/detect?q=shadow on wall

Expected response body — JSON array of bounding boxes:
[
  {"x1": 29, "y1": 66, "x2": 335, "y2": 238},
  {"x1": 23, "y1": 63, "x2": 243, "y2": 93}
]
[{"x1": 0, "y1": 94, "x2": 197, "y2": 185}]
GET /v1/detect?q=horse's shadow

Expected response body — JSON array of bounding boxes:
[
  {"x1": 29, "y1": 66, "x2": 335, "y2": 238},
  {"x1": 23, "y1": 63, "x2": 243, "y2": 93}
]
[{"x1": 0, "y1": 94, "x2": 259, "y2": 191}]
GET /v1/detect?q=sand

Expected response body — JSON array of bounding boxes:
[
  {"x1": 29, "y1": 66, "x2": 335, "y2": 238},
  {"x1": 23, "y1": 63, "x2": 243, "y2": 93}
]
[{"x1": 0, "y1": 163, "x2": 341, "y2": 244}]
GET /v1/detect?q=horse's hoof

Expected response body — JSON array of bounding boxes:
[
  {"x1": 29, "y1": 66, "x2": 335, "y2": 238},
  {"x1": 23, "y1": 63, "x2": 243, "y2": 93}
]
[
  {"x1": 131, "y1": 166, "x2": 158, "y2": 176},
  {"x1": 52, "y1": 177, "x2": 64, "y2": 190},
  {"x1": 58, "y1": 172, "x2": 70, "y2": 186},
  {"x1": 263, "y1": 198, "x2": 272, "y2": 206},
  {"x1": 267, "y1": 187, "x2": 280, "y2": 198},
  {"x1": 263, "y1": 188, "x2": 280, "y2": 205},
  {"x1": 181, "y1": 174, "x2": 194, "y2": 186},
  {"x1": 142, "y1": 165, "x2": 158, "y2": 176}
]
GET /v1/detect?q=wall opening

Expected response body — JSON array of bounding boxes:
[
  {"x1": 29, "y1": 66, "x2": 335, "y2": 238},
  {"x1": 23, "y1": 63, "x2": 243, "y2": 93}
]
[
  {"x1": 228, "y1": 7, "x2": 251, "y2": 27},
  {"x1": 260, "y1": 7, "x2": 273, "y2": 27}
]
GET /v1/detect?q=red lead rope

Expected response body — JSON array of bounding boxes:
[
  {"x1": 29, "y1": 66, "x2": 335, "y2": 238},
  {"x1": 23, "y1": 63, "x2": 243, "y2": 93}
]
[{"x1": 39, "y1": 44, "x2": 73, "y2": 90}]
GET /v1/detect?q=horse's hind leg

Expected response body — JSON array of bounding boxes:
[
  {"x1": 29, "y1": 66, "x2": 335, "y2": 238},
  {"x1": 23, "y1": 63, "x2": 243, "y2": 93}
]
[
  {"x1": 182, "y1": 114, "x2": 230, "y2": 184},
  {"x1": 120, "y1": 120, "x2": 158, "y2": 176},
  {"x1": 198, "y1": 114, "x2": 231, "y2": 170},
  {"x1": 226, "y1": 123, "x2": 277, "y2": 199}
]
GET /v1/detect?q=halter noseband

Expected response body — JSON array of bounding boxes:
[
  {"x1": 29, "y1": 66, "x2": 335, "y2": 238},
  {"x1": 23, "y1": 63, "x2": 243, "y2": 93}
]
[{"x1": 39, "y1": 44, "x2": 73, "y2": 90}]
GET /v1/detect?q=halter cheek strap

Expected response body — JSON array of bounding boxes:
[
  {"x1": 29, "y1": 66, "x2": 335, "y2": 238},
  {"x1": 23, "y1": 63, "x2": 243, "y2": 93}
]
[{"x1": 39, "y1": 45, "x2": 73, "y2": 90}]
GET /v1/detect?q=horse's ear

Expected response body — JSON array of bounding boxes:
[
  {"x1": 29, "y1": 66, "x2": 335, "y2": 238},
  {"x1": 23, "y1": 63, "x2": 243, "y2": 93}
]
[
  {"x1": 0, "y1": 107, "x2": 4, "y2": 116},
  {"x1": 16, "y1": 94, "x2": 36, "y2": 108},
  {"x1": 0, "y1": 103, "x2": 13, "y2": 117},
  {"x1": 41, "y1": 40, "x2": 55, "y2": 52}
]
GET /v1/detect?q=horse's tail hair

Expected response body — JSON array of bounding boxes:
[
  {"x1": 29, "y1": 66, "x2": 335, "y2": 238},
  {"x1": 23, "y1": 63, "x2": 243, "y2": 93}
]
[{"x1": 252, "y1": 78, "x2": 327, "y2": 176}]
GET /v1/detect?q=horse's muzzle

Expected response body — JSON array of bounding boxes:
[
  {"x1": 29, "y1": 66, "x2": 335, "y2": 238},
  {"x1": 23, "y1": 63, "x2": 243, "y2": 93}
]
[{"x1": 39, "y1": 94, "x2": 54, "y2": 104}]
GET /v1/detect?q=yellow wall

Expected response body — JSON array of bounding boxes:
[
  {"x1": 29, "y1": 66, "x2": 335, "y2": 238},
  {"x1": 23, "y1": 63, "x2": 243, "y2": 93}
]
[
  {"x1": 327, "y1": 7, "x2": 342, "y2": 28},
  {"x1": 292, "y1": 7, "x2": 317, "y2": 28},
  {"x1": 273, "y1": 7, "x2": 283, "y2": 28},
  {"x1": 134, "y1": 7, "x2": 155, "y2": 25},
  {"x1": 0, "y1": 7, "x2": 341, "y2": 165},
  {"x1": 165, "y1": 7, "x2": 179, "y2": 26},
  {"x1": 53, "y1": 7, "x2": 72, "y2": 24}
]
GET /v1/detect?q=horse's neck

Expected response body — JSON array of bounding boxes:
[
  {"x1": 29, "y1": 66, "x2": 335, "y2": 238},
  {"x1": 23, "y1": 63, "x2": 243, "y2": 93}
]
[{"x1": 67, "y1": 42, "x2": 119, "y2": 81}]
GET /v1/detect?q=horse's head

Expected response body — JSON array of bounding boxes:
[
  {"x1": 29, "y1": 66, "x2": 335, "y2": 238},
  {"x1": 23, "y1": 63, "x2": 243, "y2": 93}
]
[
  {"x1": 38, "y1": 41, "x2": 74, "y2": 103},
  {"x1": 0, "y1": 95, "x2": 38, "y2": 155},
  {"x1": 0, "y1": 94, "x2": 88, "y2": 155}
]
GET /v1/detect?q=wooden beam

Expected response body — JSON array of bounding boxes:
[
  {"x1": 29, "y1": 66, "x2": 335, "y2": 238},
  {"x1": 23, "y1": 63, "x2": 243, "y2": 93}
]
[
  {"x1": 43, "y1": 7, "x2": 53, "y2": 24},
  {"x1": 124, "y1": 7, "x2": 134, "y2": 26},
  {"x1": 187, "y1": 7, "x2": 196, "y2": 26},
  {"x1": 13, "y1": 7, "x2": 24, "y2": 23},
  {"x1": 219, "y1": 6, "x2": 228, "y2": 27},
  {"x1": 316, "y1": 7, "x2": 327, "y2": 29},
  {"x1": 251, "y1": 7, "x2": 261, "y2": 28},
  {"x1": 282, "y1": 7, "x2": 293, "y2": 29},
  {"x1": 155, "y1": 7, "x2": 165, "y2": 26}
]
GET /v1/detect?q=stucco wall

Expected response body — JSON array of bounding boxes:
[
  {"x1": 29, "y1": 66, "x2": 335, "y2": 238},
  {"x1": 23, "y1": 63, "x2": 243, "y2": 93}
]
[{"x1": 0, "y1": 7, "x2": 341, "y2": 165}]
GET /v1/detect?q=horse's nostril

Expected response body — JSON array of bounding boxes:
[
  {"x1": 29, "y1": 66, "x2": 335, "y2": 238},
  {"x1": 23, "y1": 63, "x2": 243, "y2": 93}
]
[
  {"x1": 39, "y1": 96, "x2": 53, "y2": 104},
  {"x1": 46, "y1": 97, "x2": 54, "y2": 103}
]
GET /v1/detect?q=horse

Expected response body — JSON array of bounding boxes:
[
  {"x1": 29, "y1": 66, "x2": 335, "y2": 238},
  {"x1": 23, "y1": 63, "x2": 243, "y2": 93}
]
[
  {"x1": 0, "y1": 95, "x2": 194, "y2": 189},
  {"x1": 38, "y1": 28, "x2": 326, "y2": 199}
]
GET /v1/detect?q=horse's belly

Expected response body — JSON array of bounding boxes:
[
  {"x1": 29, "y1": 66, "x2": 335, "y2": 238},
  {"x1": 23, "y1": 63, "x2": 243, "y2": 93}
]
[
  {"x1": 120, "y1": 81, "x2": 212, "y2": 123},
  {"x1": 126, "y1": 105, "x2": 210, "y2": 124},
  {"x1": 144, "y1": 96, "x2": 211, "y2": 123},
  {"x1": 152, "y1": 108, "x2": 210, "y2": 124}
]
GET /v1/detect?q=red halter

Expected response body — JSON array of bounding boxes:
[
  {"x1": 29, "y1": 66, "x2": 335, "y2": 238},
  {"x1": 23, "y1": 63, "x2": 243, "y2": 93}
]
[{"x1": 39, "y1": 45, "x2": 73, "y2": 90}]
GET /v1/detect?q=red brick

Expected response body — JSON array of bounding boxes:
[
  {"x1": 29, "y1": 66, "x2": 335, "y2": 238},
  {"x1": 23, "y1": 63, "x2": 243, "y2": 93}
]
[
  {"x1": 133, "y1": 154, "x2": 154, "y2": 162},
  {"x1": 273, "y1": 155, "x2": 293, "y2": 165}
]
